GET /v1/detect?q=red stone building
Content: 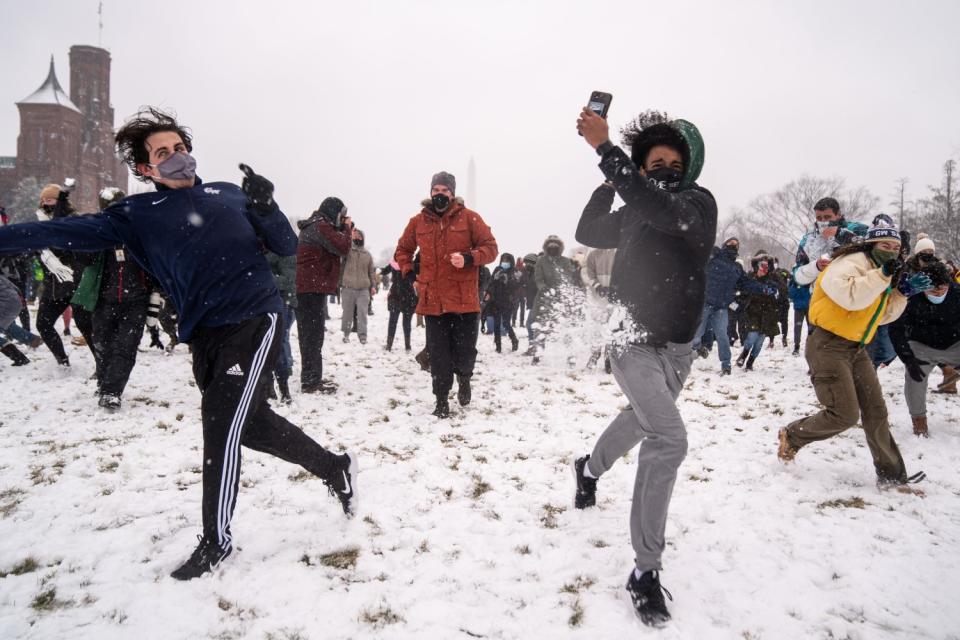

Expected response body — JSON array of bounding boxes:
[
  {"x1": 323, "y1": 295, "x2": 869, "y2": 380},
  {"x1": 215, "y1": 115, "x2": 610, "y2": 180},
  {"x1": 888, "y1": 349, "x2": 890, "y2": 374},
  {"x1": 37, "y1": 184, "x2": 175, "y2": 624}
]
[{"x1": 0, "y1": 45, "x2": 126, "y2": 216}]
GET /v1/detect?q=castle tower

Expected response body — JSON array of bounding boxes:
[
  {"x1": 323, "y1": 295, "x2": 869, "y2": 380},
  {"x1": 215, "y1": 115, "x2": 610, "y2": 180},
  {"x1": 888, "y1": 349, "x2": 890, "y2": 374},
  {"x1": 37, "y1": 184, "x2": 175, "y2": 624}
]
[
  {"x1": 69, "y1": 45, "x2": 125, "y2": 210},
  {"x1": 14, "y1": 57, "x2": 84, "y2": 197}
]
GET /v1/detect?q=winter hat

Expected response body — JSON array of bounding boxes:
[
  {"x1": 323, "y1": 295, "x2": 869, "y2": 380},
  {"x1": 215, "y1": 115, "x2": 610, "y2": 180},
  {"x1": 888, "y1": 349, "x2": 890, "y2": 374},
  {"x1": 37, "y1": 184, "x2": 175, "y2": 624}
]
[
  {"x1": 523, "y1": 253, "x2": 538, "y2": 267},
  {"x1": 318, "y1": 197, "x2": 347, "y2": 223},
  {"x1": 543, "y1": 235, "x2": 565, "y2": 253},
  {"x1": 39, "y1": 183, "x2": 61, "y2": 204},
  {"x1": 913, "y1": 235, "x2": 935, "y2": 255},
  {"x1": 430, "y1": 171, "x2": 456, "y2": 196},
  {"x1": 500, "y1": 253, "x2": 515, "y2": 267},
  {"x1": 620, "y1": 110, "x2": 704, "y2": 188},
  {"x1": 723, "y1": 237, "x2": 740, "y2": 246},
  {"x1": 98, "y1": 187, "x2": 125, "y2": 210},
  {"x1": 814, "y1": 197, "x2": 841, "y2": 214},
  {"x1": 864, "y1": 216, "x2": 901, "y2": 244}
]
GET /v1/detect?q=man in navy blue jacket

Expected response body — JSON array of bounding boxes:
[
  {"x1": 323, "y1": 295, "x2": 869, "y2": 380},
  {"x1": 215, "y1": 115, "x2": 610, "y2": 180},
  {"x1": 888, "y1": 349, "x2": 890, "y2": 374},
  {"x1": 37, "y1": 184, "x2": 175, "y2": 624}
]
[
  {"x1": 692, "y1": 238, "x2": 771, "y2": 374},
  {"x1": 0, "y1": 108, "x2": 356, "y2": 580}
]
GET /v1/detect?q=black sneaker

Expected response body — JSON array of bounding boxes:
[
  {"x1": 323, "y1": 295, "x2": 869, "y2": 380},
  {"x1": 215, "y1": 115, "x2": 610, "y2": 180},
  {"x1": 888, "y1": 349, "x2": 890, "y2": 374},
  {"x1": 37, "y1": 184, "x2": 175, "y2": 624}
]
[
  {"x1": 626, "y1": 569, "x2": 673, "y2": 627},
  {"x1": 457, "y1": 374, "x2": 471, "y2": 406},
  {"x1": 432, "y1": 397, "x2": 450, "y2": 418},
  {"x1": 326, "y1": 452, "x2": 357, "y2": 517},
  {"x1": 720, "y1": 367, "x2": 731, "y2": 376},
  {"x1": 98, "y1": 394, "x2": 121, "y2": 410},
  {"x1": 573, "y1": 455, "x2": 598, "y2": 509},
  {"x1": 170, "y1": 535, "x2": 232, "y2": 581}
]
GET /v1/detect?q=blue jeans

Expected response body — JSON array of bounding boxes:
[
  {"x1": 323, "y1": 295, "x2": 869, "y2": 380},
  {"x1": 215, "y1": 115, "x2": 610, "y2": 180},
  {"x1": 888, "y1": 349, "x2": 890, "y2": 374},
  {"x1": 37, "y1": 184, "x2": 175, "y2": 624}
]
[
  {"x1": 1, "y1": 320, "x2": 39, "y2": 346},
  {"x1": 866, "y1": 324, "x2": 896, "y2": 368},
  {"x1": 693, "y1": 304, "x2": 730, "y2": 369},
  {"x1": 743, "y1": 331, "x2": 765, "y2": 359},
  {"x1": 275, "y1": 303, "x2": 296, "y2": 380}
]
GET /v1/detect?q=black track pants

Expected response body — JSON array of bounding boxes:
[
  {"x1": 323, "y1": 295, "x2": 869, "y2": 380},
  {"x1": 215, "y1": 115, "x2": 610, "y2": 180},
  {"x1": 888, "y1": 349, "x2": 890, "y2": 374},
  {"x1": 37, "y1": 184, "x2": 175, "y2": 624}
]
[
  {"x1": 425, "y1": 312, "x2": 479, "y2": 397},
  {"x1": 191, "y1": 313, "x2": 341, "y2": 548},
  {"x1": 93, "y1": 299, "x2": 147, "y2": 397}
]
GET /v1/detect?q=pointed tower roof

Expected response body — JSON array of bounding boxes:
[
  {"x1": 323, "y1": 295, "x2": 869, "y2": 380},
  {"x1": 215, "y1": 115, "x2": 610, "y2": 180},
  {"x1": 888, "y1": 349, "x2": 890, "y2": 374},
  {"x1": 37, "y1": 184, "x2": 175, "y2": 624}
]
[{"x1": 17, "y1": 56, "x2": 80, "y2": 113}]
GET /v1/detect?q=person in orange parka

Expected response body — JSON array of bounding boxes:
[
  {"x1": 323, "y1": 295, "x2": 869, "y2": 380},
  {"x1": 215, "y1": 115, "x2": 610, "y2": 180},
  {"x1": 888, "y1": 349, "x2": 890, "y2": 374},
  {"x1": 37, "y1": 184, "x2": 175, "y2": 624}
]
[{"x1": 395, "y1": 171, "x2": 498, "y2": 418}]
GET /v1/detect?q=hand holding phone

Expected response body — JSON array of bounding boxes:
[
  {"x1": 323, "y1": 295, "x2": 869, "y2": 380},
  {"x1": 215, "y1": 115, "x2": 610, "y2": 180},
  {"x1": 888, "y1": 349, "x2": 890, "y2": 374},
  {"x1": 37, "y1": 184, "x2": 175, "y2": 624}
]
[{"x1": 578, "y1": 91, "x2": 612, "y2": 147}]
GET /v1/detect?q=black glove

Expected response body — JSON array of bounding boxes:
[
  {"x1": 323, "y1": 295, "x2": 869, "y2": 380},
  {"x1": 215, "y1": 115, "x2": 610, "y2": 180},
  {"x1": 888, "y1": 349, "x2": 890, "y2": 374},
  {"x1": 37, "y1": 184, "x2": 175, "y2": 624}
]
[
  {"x1": 239, "y1": 163, "x2": 275, "y2": 213},
  {"x1": 904, "y1": 357, "x2": 928, "y2": 383},
  {"x1": 881, "y1": 257, "x2": 904, "y2": 278}
]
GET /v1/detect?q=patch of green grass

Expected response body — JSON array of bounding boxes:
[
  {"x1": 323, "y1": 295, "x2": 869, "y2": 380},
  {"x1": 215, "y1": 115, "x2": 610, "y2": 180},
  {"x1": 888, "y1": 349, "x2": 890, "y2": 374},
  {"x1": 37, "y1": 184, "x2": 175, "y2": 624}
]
[{"x1": 31, "y1": 586, "x2": 71, "y2": 612}]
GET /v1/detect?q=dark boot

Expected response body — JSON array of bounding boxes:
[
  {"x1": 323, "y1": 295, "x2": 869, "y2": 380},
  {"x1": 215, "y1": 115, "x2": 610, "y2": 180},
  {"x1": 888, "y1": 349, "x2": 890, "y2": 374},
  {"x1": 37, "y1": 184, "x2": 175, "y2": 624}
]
[
  {"x1": 1, "y1": 343, "x2": 30, "y2": 366},
  {"x1": 277, "y1": 377, "x2": 292, "y2": 404},
  {"x1": 432, "y1": 395, "x2": 450, "y2": 418},
  {"x1": 456, "y1": 374, "x2": 471, "y2": 406},
  {"x1": 735, "y1": 349, "x2": 748, "y2": 368},
  {"x1": 745, "y1": 355, "x2": 756, "y2": 371},
  {"x1": 511, "y1": 337, "x2": 519, "y2": 352},
  {"x1": 495, "y1": 337, "x2": 502, "y2": 353}
]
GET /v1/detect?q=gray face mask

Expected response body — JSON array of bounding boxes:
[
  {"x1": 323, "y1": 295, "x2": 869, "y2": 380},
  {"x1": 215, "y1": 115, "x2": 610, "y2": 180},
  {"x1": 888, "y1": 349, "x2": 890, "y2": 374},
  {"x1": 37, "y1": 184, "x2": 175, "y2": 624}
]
[{"x1": 152, "y1": 152, "x2": 197, "y2": 181}]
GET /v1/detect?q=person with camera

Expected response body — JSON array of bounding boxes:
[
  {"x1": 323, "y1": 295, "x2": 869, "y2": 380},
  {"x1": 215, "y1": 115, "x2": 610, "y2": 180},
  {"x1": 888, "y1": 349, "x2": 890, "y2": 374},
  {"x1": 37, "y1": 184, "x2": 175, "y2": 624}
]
[
  {"x1": 777, "y1": 219, "x2": 928, "y2": 487},
  {"x1": 295, "y1": 197, "x2": 352, "y2": 394},
  {"x1": 395, "y1": 171, "x2": 498, "y2": 418},
  {"x1": 889, "y1": 258, "x2": 960, "y2": 436},
  {"x1": 572, "y1": 107, "x2": 717, "y2": 626},
  {"x1": 0, "y1": 107, "x2": 357, "y2": 581}
]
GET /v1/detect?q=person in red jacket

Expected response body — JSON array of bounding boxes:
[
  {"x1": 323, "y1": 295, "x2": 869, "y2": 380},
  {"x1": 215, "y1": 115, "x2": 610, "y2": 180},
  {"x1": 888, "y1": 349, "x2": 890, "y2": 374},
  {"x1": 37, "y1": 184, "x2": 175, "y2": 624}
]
[
  {"x1": 295, "y1": 197, "x2": 352, "y2": 394},
  {"x1": 395, "y1": 172, "x2": 498, "y2": 417}
]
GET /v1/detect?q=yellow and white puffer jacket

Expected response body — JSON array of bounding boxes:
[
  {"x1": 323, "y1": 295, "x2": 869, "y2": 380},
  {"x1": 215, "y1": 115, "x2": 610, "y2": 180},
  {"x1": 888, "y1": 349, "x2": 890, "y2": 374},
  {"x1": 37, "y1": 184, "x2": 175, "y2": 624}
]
[{"x1": 808, "y1": 250, "x2": 908, "y2": 345}]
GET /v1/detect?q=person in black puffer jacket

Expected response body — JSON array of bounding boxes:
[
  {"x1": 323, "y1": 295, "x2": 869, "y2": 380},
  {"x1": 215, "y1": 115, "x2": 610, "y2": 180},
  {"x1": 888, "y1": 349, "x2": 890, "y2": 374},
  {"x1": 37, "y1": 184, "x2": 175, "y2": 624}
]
[
  {"x1": 381, "y1": 258, "x2": 418, "y2": 351},
  {"x1": 573, "y1": 108, "x2": 717, "y2": 626},
  {"x1": 735, "y1": 251, "x2": 781, "y2": 370},
  {"x1": 484, "y1": 252, "x2": 522, "y2": 353}
]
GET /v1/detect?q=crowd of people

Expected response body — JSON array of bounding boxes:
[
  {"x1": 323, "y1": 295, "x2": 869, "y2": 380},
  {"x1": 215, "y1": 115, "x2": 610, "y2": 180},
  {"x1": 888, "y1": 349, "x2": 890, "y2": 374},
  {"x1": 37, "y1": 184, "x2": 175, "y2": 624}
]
[{"x1": 0, "y1": 104, "x2": 958, "y2": 627}]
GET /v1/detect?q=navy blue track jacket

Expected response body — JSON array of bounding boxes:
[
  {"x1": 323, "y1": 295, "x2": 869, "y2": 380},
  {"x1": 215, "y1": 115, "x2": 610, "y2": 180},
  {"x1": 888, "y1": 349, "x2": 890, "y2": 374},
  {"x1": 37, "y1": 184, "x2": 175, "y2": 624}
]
[{"x1": 0, "y1": 179, "x2": 297, "y2": 342}]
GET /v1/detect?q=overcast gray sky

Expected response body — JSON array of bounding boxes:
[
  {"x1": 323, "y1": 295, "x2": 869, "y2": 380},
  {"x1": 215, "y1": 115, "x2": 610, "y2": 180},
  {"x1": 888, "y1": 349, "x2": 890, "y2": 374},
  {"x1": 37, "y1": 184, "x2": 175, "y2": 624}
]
[{"x1": 2, "y1": 0, "x2": 959, "y2": 261}]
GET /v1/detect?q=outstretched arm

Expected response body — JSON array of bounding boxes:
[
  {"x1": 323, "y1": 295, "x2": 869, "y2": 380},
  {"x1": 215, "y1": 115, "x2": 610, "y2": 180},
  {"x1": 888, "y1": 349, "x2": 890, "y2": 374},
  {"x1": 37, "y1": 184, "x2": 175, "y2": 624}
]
[{"x1": 0, "y1": 215, "x2": 123, "y2": 256}]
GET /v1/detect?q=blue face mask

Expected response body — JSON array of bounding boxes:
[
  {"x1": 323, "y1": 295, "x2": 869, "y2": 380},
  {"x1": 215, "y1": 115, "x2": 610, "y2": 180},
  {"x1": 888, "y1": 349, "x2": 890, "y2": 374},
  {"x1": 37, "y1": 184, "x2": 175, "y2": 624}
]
[
  {"x1": 925, "y1": 291, "x2": 948, "y2": 304},
  {"x1": 500, "y1": 262, "x2": 511, "y2": 270}
]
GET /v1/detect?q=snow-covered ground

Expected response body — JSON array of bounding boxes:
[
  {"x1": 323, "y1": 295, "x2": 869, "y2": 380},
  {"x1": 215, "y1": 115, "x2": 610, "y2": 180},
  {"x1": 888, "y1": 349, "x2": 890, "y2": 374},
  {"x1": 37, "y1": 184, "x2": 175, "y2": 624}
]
[{"x1": 1, "y1": 297, "x2": 958, "y2": 640}]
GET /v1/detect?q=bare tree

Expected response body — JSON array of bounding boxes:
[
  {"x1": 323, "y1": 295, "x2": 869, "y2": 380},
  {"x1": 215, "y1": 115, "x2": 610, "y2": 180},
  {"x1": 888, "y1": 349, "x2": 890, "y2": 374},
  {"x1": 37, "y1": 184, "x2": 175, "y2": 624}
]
[
  {"x1": 918, "y1": 158, "x2": 960, "y2": 259},
  {"x1": 739, "y1": 174, "x2": 879, "y2": 261},
  {"x1": 889, "y1": 177, "x2": 910, "y2": 229}
]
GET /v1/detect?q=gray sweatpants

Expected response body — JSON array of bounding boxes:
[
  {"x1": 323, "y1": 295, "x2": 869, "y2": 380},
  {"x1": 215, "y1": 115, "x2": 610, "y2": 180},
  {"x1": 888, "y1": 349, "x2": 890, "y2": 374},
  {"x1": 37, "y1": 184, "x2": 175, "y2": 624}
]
[
  {"x1": 587, "y1": 341, "x2": 694, "y2": 573},
  {"x1": 905, "y1": 340, "x2": 960, "y2": 417},
  {"x1": 340, "y1": 288, "x2": 370, "y2": 339}
]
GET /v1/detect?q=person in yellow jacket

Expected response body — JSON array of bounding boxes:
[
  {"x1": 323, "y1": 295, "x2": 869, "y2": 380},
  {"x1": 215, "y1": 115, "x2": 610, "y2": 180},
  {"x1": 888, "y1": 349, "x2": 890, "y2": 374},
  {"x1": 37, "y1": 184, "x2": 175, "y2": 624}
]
[{"x1": 777, "y1": 218, "x2": 926, "y2": 486}]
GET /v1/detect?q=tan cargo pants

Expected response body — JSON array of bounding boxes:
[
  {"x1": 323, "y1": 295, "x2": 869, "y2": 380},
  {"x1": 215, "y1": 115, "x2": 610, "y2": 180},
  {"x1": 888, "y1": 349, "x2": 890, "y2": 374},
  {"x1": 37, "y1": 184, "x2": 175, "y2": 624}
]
[{"x1": 784, "y1": 328, "x2": 906, "y2": 482}]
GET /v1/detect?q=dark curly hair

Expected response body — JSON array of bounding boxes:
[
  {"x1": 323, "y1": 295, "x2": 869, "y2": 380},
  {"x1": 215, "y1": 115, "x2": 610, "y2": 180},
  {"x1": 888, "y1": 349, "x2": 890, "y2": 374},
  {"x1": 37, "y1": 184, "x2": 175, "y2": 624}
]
[
  {"x1": 619, "y1": 109, "x2": 688, "y2": 169},
  {"x1": 115, "y1": 107, "x2": 193, "y2": 182}
]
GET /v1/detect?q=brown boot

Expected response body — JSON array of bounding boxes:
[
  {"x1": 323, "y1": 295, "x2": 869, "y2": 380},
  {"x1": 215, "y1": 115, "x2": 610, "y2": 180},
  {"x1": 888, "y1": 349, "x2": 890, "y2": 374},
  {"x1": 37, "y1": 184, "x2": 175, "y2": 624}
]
[
  {"x1": 934, "y1": 366, "x2": 958, "y2": 394},
  {"x1": 911, "y1": 415, "x2": 929, "y2": 438},
  {"x1": 777, "y1": 428, "x2": 798, "y2": 462}
]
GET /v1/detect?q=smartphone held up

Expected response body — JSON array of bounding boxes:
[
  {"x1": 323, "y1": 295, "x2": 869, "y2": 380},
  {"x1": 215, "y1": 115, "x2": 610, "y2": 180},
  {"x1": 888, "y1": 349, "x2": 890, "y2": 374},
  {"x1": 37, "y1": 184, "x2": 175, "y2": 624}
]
[{"x1": 579, "y1": 90, "x2": 612, "y2": 136}]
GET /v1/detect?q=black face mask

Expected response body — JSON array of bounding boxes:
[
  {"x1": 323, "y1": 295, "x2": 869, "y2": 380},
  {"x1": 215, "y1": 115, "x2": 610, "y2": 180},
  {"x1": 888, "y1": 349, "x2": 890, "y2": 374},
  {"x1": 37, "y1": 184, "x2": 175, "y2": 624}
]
[
  {"x1": 545, "y1": 245, "x2": 562, "y2": 257},
  {"x1": 431, "y1": 193, "x2": 451, "y2": 212},
  {"x1": 41, "y1": 204, "x2": 56, "y2": 215},
  {"x1": 645, "y1": 167, "x2": 682, "y2": 192},
  {"x1": 723, "y1": 245, "x2": 739, "y2": 259},
  {"x1": 353, "y1": 239, "x2": 364, "y2": 248}
]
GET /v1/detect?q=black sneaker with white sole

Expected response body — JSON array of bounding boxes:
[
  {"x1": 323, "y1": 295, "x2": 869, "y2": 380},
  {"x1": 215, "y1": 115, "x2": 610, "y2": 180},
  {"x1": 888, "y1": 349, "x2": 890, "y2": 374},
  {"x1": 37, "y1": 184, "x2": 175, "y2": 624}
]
[
  {"x1": 327, "y1": 452, "x2": 357, "y2": 517},
  {"x1": 170, "y1": 535, "x2": 232, "y2": 581},
  {"x1": 626, "y1": 569, "x2": 673, "y2": 627},
  {"x1": 573, "y1": 455, "x2": 598, "y2": 509}
]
